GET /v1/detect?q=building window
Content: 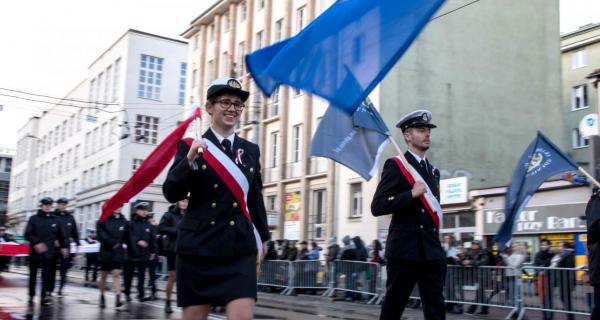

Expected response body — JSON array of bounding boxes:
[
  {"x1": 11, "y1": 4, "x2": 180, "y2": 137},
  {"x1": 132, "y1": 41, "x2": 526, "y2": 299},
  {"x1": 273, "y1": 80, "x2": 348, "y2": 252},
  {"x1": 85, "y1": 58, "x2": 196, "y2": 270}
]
[
  {"x1": 54, "y1": 125, "x2": 59, "y2": 146},
  {"x1": 256, "y1": 30, "x2": 263, "y2": 49},
  {"x1": 96, "y1": 72, "x2": 104, "y2": 104},
  {"x1": 271, "y1": 86, "x2": 280, "y2": 117},
  {"x1": 311, "y1": 189, "x2": 326, "y2": 240},
  {"x1": 572, "y1": 84, "x2": 588, "y2": 110},
  {"x1": 297, "y1": 6, "x2": 306, "y2": 33},
  {"x1": 222, "y1": 52, "x2": 230, "y2": 77},
  {"x1": 275, "y1": 19, "x2": 283, "y2": 42},
  {"x1": 223, "y1": 11, "x2": 230, "y2": 32},
  {"x1": 132, "y1": 159, "x2": 144, "y2": 174},
  {"x1": 193, "y1": 34, "x2": 199, "y2": 49},
  {"x1": 82, "y1": 170, "x2": 88, "y2": 190},
  {"x1": 267, "y1": 195, "x2": 277, "y2": 211},
  {"x1": 105, "y1": 65, "x2": 112, "y2": 102},
  {"x1": 573, "y1": 128, "x2": 590, "y2": 148},
  {"x1": 58, "y1": 153, "x2": 64, "y2": 175},
  {"x1": 237, "y1": 42, "x2": 246, "y2": 75},
  {"x1": 106, "y1": 160, "x2": 113, "y2": 182},
  {"x1": 90, "y1": 167, "x2": 96, "y2": 187},
  {"x1": 240, "y1": 1, "x2": 247, "y2": 22},
  {"x1": 350, "y1": 183, "x2": 362, "y2": 218},
  {"x1": 209, "y1": 23, "x2": 215, "y2": 42},
  {"x1": 74, "y1": 145, "x2": 80, "y2": 167},
  {"x1": 292, "y1": 125, "x2": 302, "y2": 162},
  {"x1": 85, "y1": 132, "x2": 91, "y2": 156},
  {"x1": 572, "y1": 49, "x2": 588, "y2": 69},
  {"x1": 258, "y1": 0, "x2": 265, "y2": 10},
  {"x1": 138, "y1": 54, "x2": 163, "y2": 100},
  {"x1": 135, "y1": 115, "x2": 159, "y2": 144},
  {"x1": 100, "y1": 122, "x2": 108, "y2": 149},
  {"x1": 61, "y1": 120, "x2": 67, "y2": 142},
  {"x1": 109, "y1": 117, "x2": 117, "y2": 144},
  {"x1": 112, "y1": 58, "x2": 120, "y2": 102},
  {"x1": 89, "y1": 79, "x2": 96, "y2": 103},
  {"x1": 270, "y1": 131, "x2": 279, "y2": 167},
  {"x1": 192, "y1": 69, "x2": 198, "y2": 88},
  {"x1": 179, "y1": 62, "x2": 187, "y2": 105}
]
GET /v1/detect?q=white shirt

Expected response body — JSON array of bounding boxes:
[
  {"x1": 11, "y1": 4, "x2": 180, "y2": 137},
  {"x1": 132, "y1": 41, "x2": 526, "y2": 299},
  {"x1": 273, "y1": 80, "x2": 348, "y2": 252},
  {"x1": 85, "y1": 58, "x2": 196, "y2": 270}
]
[
  {"x1": 408, "y1": 149, "x2": 428, "y2": 172},
  {"x1": 210, "y1": 127, "x2": 235, "y2": 149}
]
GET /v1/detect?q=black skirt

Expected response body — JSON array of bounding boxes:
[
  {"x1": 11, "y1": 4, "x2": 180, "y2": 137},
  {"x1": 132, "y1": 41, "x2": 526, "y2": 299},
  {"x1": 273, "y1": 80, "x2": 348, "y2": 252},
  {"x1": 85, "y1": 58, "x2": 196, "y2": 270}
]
[{"x1": 176, "y1": 253, "x2": 257, "y2": 307}]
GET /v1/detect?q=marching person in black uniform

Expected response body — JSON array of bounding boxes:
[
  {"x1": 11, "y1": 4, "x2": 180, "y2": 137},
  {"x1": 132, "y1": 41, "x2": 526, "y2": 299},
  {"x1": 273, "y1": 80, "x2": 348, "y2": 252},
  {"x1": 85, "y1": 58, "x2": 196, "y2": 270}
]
[
  {"x1": 123, "y1": 202, "x2": 156, "y2": 303},
  {"x1": 24, "y1": 197, "x2": 69, "y2": 306},
  {"x1": 83, "y1": 228, "x2": 99, "y2": 286},
  {"x1": 158, "y1": 199, "x2": 187, "y2": 313},
  {"x1": 371, "y1": 110, "x2": 446, "y2": 320},
  {"x1": 163, "y1": 77, "x2": 270, "y2": 320},
  {"x1": 97, "y1": 206, "x2": 128, "y2": 308},
  {"x1": 49, "y1": 197, "x2": 79, "y2": 296}
]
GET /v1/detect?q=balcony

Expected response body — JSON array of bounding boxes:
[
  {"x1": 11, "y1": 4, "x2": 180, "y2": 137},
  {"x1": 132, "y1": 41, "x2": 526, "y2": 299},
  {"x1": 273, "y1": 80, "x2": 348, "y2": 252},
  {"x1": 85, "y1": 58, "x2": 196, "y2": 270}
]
[
  {"x1": 309, "y1": 157, "x2": 328, "y2": 175},
  {"x1": 284, "y1": 161, "x2": 302, "y2": 180},
  {"x1": 264, "y1": 166, "x2": 280, "y2": 183}
]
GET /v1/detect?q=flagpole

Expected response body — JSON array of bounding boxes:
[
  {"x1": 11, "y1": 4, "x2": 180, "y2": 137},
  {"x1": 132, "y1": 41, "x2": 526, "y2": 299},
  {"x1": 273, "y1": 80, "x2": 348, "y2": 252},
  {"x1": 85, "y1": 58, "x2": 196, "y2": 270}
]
[{"x1": 577, "y1": 166, "x2": 600, "y2": 188}]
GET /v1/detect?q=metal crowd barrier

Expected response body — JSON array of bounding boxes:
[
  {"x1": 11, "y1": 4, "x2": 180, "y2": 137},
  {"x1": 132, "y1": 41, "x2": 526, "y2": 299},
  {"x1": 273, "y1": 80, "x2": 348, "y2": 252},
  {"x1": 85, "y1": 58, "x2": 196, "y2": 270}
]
[
  {"x1": 324, "y1": 260, "x2": 381, "y2": 304},
  {"x1": 519, "y1": 266, "x2": 592, "y2": 320},
  {"x1": 285, "y1": 260, "x2": 330, "y2": 295},
  {"x1": 258, "y1": 260, "x2": 293, "y2": 292}
]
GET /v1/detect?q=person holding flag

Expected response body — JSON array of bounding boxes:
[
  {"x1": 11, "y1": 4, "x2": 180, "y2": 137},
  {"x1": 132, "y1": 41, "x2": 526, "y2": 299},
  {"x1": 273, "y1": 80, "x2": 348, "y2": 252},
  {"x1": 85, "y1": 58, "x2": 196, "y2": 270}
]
[
  {"x1": 371, "y1": 110, "x2": 446, "y2": 320},
  {"x1": 163, "y1": 77, "x2": 270, "y2": 320}
]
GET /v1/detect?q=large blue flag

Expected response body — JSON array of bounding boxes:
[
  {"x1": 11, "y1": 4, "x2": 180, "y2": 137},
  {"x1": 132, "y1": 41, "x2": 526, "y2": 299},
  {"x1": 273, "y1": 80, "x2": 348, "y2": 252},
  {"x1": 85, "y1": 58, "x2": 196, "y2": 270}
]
[
  {"x1": 310, "y1": 97, "x2": 390, "y2": 180},
  {"x1": 495, "y1": 132, "x2": 581, "y2": 250},
  {"x1": 246, "y1": 0, "x2": 446, "y2": 113}
]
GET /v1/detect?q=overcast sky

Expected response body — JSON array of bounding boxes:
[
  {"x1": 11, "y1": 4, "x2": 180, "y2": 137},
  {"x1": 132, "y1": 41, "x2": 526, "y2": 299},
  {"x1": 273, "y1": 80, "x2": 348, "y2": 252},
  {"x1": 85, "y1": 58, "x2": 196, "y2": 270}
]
[{"x1": 0, "y1": 0, "x2": 599, "y2": 150}]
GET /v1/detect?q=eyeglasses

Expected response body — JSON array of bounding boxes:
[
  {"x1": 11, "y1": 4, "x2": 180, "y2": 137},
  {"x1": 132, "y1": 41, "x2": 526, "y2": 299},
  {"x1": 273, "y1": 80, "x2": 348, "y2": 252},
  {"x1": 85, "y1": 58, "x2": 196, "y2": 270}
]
[{"x1": 214, "y1": 99, "x2": 245, "y2": 111}]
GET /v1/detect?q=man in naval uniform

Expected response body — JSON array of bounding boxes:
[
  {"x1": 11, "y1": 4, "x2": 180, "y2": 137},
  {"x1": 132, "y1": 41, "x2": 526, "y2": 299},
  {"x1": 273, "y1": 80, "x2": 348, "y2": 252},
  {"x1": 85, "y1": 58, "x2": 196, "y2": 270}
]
[{"x1": 371, "y1": 110, "x2": 446, "y2": 320}]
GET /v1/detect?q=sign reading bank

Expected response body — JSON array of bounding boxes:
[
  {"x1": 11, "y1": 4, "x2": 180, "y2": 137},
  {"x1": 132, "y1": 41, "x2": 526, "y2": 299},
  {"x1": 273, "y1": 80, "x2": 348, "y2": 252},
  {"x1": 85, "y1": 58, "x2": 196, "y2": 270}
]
[{"x1": 483, "y1": 203, "x2": 587, "y2": 235}]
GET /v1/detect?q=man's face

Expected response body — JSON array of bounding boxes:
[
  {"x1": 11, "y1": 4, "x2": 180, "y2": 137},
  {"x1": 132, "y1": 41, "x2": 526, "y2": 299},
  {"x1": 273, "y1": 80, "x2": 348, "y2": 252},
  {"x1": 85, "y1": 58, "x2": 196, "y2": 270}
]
[
  {"x1": 404, "y1": 126, "x2": 431, "y2": 151},
  {"x1": 57, "y1": 203, "x2": 66, "y2": 211},
  {"x1": 540, "y1": 242, "x2": 550, "y2": 251},
  {"x1": 136, "y1": 209, "x2": 148, "y2": 218},
  {"x1": 41, "y1": 204, "x2": 53, "y2": 213},
  {"x1": 206, "y1": 93, "x2": 244, "y2": 130}
]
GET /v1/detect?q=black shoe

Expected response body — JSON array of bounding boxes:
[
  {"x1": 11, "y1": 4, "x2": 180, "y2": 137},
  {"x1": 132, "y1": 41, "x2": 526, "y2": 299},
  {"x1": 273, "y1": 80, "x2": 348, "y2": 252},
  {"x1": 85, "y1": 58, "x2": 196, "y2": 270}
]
[
  {"x1": 477, "y1": 309, "x2": 489, "y2": 315},
  {"x1": 116, "y1": 294, "x2": 123, "y2": 308},
  {"x1": 138, "y1": 296, "x2": 148, "y2": 302},
  {"x1": 41, "y1": 297, "x2": 52, "y2": 306},
  {"x1": 125, "y1": 294, "x2": 131, "y2": 302},
  {"x1": 57, "y1": 289, "x2": 64, "y2": 297},
  {"x1": 150, "y1": 293, "x2": 157, "y2": 301},
  {"x1": 466, "y1": 306, "x2": 476, "y2": 314},
  {"x1": 165, "y1": 300, "x2": 173, "y2": 314},
  {"x1": 100, "y1": 295, "x2": 106, "y2": 308}
]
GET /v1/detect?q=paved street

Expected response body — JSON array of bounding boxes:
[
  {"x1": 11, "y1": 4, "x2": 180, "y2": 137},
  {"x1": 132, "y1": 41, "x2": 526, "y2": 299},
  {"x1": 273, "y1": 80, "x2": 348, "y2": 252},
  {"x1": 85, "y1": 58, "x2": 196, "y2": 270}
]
[{"x1": 0, "y1": 268, "x2": 518, "y2": 320}]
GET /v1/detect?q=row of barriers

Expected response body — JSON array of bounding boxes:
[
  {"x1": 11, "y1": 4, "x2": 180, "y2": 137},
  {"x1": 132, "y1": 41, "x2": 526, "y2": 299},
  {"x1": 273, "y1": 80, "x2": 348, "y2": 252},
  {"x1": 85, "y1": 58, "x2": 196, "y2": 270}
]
[{"x1": 258, "y1": 260, "x2": 594, "y2": 319}]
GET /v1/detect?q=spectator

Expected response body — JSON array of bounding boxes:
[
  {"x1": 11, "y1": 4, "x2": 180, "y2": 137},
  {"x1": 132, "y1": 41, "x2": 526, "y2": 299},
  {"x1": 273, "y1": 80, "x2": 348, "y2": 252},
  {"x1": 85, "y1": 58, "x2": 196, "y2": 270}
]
[
  {"x1": 369, "y1": 240, "x2": 385, "y2": 265},
  {"x1": 298, "y1": 241, "x2": 310, "y2": 260},
  {"x1": 325, "y1": 237, "x2": 340, "y2": 263},
  {"x1": 264, "y1": 241, "x2": 278, "y2": 260},
  {"x1": 443, "y1": 235, "x2": 463, "y2": 314},
  {"x1": 308, "y1": 241, "x2": 322, "y2": 260},
  {"x1": 464, "y1": 240, "x2": 493, "y2": 315},
  {"x1": 83, "y1": 229, "x2": 99, "y2": 286},
  {"x1": 353, "y1": 236, "x2": 368, "y2": 262},
  {"x1": 503, "y1": 243, "x2": 526, "y2": 310},
  {"x1": 534, "y1": 239, "x2": 554, "y2": 320},
  {"x1": 286, "y1": 240, "x2": 298, "y2": 261},
  {"x1": 278, "y1": 240, "x2": 290, "y2": 260},
  {"x1": 550, "y1": 241, "x2": 575, "y2": 320}
]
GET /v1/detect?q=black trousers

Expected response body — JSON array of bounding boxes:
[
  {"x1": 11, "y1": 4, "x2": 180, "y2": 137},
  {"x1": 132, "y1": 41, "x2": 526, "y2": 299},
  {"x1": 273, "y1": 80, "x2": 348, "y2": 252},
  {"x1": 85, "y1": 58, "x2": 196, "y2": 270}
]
[
  {"x1": 147, "y1": 258, "x2": 158, "y2": 294},
  {"x1": 85, "y1": 254, "x2": 99, "y2": 282},
  {"x1": 49, "y1": 252, "x2": 71, "y2": 292},
  {"x1": 29, "y1": 259, "x2": 52, "y2": 299},
  {"x1": 123, "y1": 260, "x2": 147, "y2": 298},
  {"x1": 380, "y1": 259, "x2": 446, "y2": 320},
  {"x1": 593, "y1": 285, "x2": 600, "y2": 320}
]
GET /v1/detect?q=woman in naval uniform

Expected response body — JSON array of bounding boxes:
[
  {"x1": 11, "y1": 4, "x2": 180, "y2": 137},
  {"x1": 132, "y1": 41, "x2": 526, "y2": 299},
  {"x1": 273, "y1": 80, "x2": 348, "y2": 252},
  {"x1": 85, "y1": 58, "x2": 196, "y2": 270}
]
[{"x1": 163, "y1": 77, "x2": 270, "y2": 320}]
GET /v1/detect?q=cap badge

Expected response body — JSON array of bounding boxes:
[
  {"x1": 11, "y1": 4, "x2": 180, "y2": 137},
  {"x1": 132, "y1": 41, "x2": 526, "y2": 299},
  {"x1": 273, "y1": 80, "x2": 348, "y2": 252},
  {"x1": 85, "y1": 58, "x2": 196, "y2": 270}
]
[
  {"x1": 227, "y1": 79, "x2": 242, "y2": 89},
  {"x1": 422, "y1": 113, "x2": 429, "y2": 121}
]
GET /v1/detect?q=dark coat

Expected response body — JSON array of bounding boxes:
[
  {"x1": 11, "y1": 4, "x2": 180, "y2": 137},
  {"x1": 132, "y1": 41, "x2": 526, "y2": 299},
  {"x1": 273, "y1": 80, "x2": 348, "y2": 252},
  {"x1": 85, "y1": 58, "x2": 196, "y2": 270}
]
[
  {"x1": 126, "y1": 215, "x2": 156, "y2": 261},
  {"x1": 586, "y1": 192, "x2": 600, "y2": 285},
  {"x1": 54, "y1": 209, "x2": 79, "y2": 244},
  {"x1": 158, "y1": 205, "x2": 184, "y2": 253},
  {"x1": 162, "y1": 129, "x2": 270, "y2": 258},
  {"x1": 371, "y1": 152, "x2": 445, "y2": 262},
  {"x1": 533, "y1": 250, "x2": 554, "y2": 267},
  {"x1": 97, "y1": 213, "x2": 128, "y2": 263},
  {"x1": 24, "y1": 210, "x2": 69, "y2": 260}
]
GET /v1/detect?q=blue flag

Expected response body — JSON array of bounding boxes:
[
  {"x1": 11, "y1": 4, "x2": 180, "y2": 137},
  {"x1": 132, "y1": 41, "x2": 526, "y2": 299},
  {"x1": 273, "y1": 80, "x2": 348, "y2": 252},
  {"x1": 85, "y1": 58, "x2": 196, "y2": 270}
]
[
  {"x1": 246, "y1": 0, "x2": 446, "y2": 113},
  {"x1": 310, "y1": 98, "x2": 390, "y2": 180},
  {"x1": 495, "y1": 132, "x2": 580, "y2": 250}
]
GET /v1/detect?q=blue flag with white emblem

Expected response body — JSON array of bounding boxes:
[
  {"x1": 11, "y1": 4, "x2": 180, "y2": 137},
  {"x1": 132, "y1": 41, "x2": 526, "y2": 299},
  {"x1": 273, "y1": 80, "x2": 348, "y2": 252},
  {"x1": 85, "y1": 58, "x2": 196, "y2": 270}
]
[
  {"x1": 495, "y1": 131, "x2": 581, "y2": 250},
  {"x1": 246, "y1": 0, "x2": 446, "y2": 113},
  {"x1": 310, "y1": 98, "x2": 390, "y2": 180}
]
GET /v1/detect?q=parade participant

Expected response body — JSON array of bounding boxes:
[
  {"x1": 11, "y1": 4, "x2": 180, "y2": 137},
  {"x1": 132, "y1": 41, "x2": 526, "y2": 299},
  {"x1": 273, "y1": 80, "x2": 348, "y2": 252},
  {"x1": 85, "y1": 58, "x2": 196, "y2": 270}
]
[
  {"x1": 123, "y1": 202, "x2": 156, "y2": 303},
  {"x1": 83, "y1": 229, "x2": 99, "y2": 286},
  {"x1": 163, "y1": 76, "x2": 270, "y2": 320},
  {"x1": 49, "y1": 197, "x2": 79, "y2": 296},
  {"x1": 158, "y1": 199, "x2": 187, "y2": 313},
  {"x1": 371, "y1": 110, "x2": 446, "y2": 320},
  {"x1": 97, "y1": 206, "x2": 128, "y2": 308},
  {"x1": 146, "y1": 212, "x2": 159, "y2": 301},
  {"x1": 24, "y1": 197, "x2": 69, "y2": 306}
]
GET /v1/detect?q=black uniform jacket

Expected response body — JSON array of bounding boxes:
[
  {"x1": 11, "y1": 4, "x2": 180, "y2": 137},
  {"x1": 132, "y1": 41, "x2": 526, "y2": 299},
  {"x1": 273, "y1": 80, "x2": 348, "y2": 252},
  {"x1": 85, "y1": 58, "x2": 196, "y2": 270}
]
[
  {"x1": 126, "y1": 215, "x2": 156, "y2": 261},
  {"x1": 97, "y1": 213, "x2": 128, "y2": 263},
  {"x1": 54, "y1": 210, "x2": 79, "y2": 244},
  {"x1": 371, "y1": 152, "x2": 445, "y2": 262},
  {"x1": 24, "y1": 210, "x2": 69, "y2": 260},
  {"x1": 158, "y1": 206, "x2": 183, "y2": 254},
  {"x1": 162, "y1": 129, "x2": 270, "y2": 258}
]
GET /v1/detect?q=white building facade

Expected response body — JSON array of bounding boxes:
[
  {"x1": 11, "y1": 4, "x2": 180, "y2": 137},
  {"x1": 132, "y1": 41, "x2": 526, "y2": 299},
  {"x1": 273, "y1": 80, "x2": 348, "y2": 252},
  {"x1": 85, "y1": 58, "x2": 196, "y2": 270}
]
[{"x1": 8, "y1": 30, "x2": 187, "y2": 235}]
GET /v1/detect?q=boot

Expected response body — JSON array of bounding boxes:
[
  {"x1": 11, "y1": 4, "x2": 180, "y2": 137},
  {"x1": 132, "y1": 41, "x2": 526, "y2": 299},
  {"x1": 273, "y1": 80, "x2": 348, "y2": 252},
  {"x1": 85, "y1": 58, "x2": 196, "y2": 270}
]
[
  {"x1": 116, "y1": 294, "x2": 123, "y2": 308},
  {"x1": 165, "y1": 300, "x2": 173, "y2": 314},
  {"x1": 125, "y1": 294, "x2": 131, "y2": 302},
  {"x1": 100, "y1": 295, "x2": 106, "y2": 308}
]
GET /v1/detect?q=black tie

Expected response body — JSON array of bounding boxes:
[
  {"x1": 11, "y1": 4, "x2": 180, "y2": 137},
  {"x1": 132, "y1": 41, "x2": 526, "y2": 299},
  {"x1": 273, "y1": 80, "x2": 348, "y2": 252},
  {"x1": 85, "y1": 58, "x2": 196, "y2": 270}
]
[
  {"x1": 221, "y1": 139, "x2": 234, "y2": 160},
  {"x1": 420, "y1": 159, "x2": 429, "y2": 178}
]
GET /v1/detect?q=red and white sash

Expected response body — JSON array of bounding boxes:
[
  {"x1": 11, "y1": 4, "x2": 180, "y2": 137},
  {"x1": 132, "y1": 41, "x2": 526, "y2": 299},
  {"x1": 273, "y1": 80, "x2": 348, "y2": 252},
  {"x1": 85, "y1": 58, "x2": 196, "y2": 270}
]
[
  {"x1": 391, "y1": 155, "x2": 443, "y2": 229},
  {"x1": 199, "y1": 138, "x2": 263, "y2": 257}
]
